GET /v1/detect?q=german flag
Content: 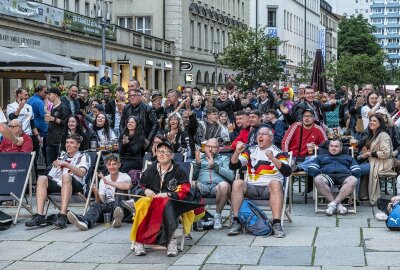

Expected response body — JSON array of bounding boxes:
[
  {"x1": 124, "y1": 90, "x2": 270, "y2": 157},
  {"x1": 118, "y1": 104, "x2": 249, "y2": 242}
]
[{"x1": 130, "y1": 196, "x2": 204, "y2": 246}]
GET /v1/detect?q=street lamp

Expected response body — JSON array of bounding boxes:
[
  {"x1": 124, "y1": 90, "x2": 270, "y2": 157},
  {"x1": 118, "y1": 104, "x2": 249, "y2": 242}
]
[
  {"x1": 212, "y1": 42, "x2": 220, "y2": 91},
  {"x1": 97, "y1": 0, "x2": 112, "y2": 65}
]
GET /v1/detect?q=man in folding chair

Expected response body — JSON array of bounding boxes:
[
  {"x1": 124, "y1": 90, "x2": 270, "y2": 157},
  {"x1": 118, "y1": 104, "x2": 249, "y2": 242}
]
[
  {"x1": 25, "y1": 134, "x2": 89, "y2": 229},
  {"x1": 308, "y1": 140, "x2": 361, "y2": 216},
  {"x1": 67, "y1": 153, "x2": 132, "y2": 230},
  {"x1": 228, "y1": 126, "x2": 292, "y2": 238},
  {"x1": 193, "y1": 138, "x2": 235, "y2": 230}
]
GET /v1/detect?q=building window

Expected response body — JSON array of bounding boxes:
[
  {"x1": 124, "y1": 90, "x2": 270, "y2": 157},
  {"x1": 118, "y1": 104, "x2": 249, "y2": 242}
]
[
  {"x1": 217, "y1": 28, "x2": 220, "y2": 44},
  {"x1": 355, "y1": 9, "x2": 358, "y2": 13},
  {"x1": 118, "y1": 17, "x2": 133, "y2": 29},
  {"x1": 210, "y1": 26, "x2": 214, "y2": 48},
  {"x1": 222, "y1": 30, "x2": 226, "y2": 50},
  {"x1": 267, "y1": 8, "x2": 276, "y2": 27},
  {"x1": 85, "y1": 2, "x2": 89, "y2": 16},
  {"x1": 204, "y1": 25, "x2": 209, "y2": 50},
  {"x1": 198, "y1": 23, "x2": 202, "y2": 48},
  {"x1": 64, "y1": 0, "x2": 69, "y2": 10},
  {"x1": 52, "y1": 0, "x2": 58, "y2": 7},
  {"x1": 190, "y1": 21, "x2": 195, "y2": 47},
  {"x1": 136, "y1": 16, "x2": 151, "y2": 35},
  {"x1": 75, "y1": 0, "x2": 79, "y2": 13}
]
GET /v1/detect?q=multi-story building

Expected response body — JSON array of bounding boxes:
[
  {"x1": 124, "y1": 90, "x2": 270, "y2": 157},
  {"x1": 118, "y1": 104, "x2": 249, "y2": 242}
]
[
  {"x1": 249, "y1": 0, "x2": 323, "y2": 77},
  {"x1": 112, "y1": 0, "x2": 249, "y2": 91},
  {"x1": 320, "y1": 0, "x2": 340, "y2": 62}
]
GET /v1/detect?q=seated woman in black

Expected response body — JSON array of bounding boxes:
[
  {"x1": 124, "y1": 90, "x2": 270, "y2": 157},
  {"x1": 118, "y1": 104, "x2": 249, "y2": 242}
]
[
  {"x1": 119, "y1": 116, "x2": 145, "y2": 173},
  {"x1": 162, "y1": 112, "x2": 190, "y2": 156},
  {"x1": 60, "y1": 115, "x2": 90, "y2": 151}
]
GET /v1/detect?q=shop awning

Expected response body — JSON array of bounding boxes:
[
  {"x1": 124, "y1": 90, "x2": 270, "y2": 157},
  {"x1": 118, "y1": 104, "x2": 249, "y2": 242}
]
[{"x1": 0, "y1": 46, "x2": 67, "y2": 68}]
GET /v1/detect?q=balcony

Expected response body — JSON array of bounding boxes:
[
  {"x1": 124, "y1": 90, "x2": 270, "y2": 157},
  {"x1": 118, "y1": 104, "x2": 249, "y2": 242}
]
[
  {"x1": 374, "y1": 34, "x2": 386, "y2": 38},
  {"x1": 386, "y1": 33, "x2": 400, "y2": 38},
  {"x1": 370, "y1": 13, "x2": 386, "y2": 18},
  {"x1": 385, "y1": 13, "x2": 400, "y2": 17},
  {"x1": 387, "y1": 3, "x2": 400, "y2": 7},
  {"x1": 371, "y1": 3, "x2": 385, "y2": 7},
  {"x1": 387, "y1": 54, "x2": 400, "y2": 59},
  {"x1": 384, "y1": 43, "x2": 400, "y2": 49}
]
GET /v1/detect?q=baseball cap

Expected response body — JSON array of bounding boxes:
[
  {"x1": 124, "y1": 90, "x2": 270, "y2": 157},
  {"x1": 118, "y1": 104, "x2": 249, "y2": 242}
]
[{"x1": 302, "y1": 108, "x2": 315, "y2": 116}]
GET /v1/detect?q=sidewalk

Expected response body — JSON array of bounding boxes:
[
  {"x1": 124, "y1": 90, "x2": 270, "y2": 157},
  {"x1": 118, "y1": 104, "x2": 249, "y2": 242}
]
[{"x1": 1, "y1": 200, "x2": 400, "y2": 269}]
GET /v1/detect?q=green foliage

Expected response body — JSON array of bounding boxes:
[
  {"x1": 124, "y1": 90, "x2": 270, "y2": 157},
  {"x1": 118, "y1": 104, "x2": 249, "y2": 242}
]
[
  {"x1": 220, "y1": 26, "x2": 285, "y2": 89},
  {"x1": 338, "y1": 14, "x2": 381, "y2": 57},
  {"x1": 26, "y1": 83, "x2": 119, "y2": 98},
  {"x1": 295, "y1": 54, "x2": 313, "y2": 84}
]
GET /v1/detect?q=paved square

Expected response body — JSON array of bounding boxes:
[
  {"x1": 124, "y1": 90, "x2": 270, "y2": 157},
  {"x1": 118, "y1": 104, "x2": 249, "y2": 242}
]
[
  {"x1": 258, "y1": 246, "x2": 313, "y2": 266},
  {"x1": 314, "y1": 247, "x2": 365, "y2": 266},
  {"x1": 314, "y1": 227, "x2": 360, "y2": 247},
  {"x1": 206, "y1": 246, "x2": 263, "y2": 265},
  {"x1": 66, "y1": 243, "x2": 131, "y2": 263}
]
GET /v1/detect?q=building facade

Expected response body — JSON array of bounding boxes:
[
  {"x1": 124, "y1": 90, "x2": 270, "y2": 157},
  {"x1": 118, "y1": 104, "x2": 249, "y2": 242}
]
[{"x1": 320, "y1": 0, "x2": 339, "y2": 63}]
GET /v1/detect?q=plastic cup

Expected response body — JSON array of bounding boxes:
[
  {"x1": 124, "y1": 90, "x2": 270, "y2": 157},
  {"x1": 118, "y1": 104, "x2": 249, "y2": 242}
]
[
  {"x1": 306, "y1": 143, "x2": 314, "y2": 155},
  {"x1": 201, "y1": 141, "x2": 207, "y2": 152},
  {"x1": 103, "y1": 213, "x2": 111, "y2": 227}
]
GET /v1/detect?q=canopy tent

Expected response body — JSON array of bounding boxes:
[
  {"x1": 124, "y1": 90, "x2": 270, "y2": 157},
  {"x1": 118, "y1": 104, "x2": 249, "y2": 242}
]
[{"x1": 0, "y1": 46, "x2": 67, "y2": 68}]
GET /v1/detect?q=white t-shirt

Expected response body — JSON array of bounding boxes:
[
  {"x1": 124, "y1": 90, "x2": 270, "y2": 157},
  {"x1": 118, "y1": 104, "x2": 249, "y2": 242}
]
[
  {"x1": 6, "y1": 102, "x2": 34, "y2": 135},
  {"x1": 0, "y1": 110, "x2": 7, "y2": 123},
  {"x1": 96, "y1": 128, "x2": 116, "y2": 144},
  {"x1": 361, "y1": 105, "x2": 383, "y2": 131},
  {"x1": 99, "y1": 172, "x2": 131, "y2": 203}
]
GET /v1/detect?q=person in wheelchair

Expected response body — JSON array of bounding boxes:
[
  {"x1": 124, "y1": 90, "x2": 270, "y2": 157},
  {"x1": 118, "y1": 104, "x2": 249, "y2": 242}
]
[
  {"x1": 193, "y1": 138, "x2": 235, "y2": 230},
  {"x1": 25, "y1": 134, "x2": 89, "y2": 229},
  {"x1": 228, "y1": 126, "x2": 292, "y2": 238},
  {"x1": 308, "y1": 139, "x2": 361, "y2": 216}
]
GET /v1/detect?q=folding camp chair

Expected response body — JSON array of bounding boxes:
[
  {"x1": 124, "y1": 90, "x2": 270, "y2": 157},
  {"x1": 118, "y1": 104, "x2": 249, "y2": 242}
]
[
  {"x1": 0, "y1": 152, "x2": 36, "y2": 224},
  {"x1": 46, "y1": 151, "x2": 101, "y2": 215},
  {"x1": 314, "y1": 146, "x2": 357, "y2": 213}
]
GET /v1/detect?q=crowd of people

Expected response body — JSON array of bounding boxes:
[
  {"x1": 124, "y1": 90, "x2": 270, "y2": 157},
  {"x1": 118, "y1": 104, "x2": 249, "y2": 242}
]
[{"x1": 1, "y1": 79, "x2": 399, "y2": 256}]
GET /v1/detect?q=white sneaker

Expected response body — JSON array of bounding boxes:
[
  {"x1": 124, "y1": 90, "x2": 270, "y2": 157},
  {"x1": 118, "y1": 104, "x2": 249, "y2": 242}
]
[
  {"x1": 337, "y1": 204, "x2": 348, "y2": 215},
  {"x1": 167, "y1": 238, "x2": 178, "y2": 257},
  {"x1": 375, "y1": 212, "x2": 388, "y2": 221},
  {"x1": 213, "y1": 213, "x2": 223, "y2": 230},
  {"x1": 326, "y1": 202, "x2": 337, "y2": 216},
  {"x1": 134, "y1": 242, "x2": 146, "y2": 256},
  {"x1": 112, "y1": 207, "x2": 123, "y2": 228}
]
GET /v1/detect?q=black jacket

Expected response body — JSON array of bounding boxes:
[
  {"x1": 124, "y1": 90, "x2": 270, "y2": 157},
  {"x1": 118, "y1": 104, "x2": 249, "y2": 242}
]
[
  {"x1": 214, "y1": 98, "x2": 243, "y2": 122},
  {"x1": 47, "y1": 102, "x2": 71, "y2": 146},
  {"x1": 105, "y1": 99, "x2": 117, "y2": 129},
  {"x1": 293, "y1": 100, "x2": 336, "y2": 126},
  {"x1": 120, "y1": 102, "x2": 158, "y2": 142},
  {"x1": 61, "y1": 96, "x2": 80, "y2": 116},
  {"x1": 257, "y1": 89, "x2": 276, "y2": 114},
  {"x1": 185, "y1": 113, "x2": 198, "y2": 158},
  {"x1": 119, "y1": 133, "x2": 145, "y2": 172}
]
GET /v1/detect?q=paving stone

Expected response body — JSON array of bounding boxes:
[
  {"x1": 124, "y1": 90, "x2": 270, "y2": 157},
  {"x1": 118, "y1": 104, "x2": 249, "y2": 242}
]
[
  {"x1": 95, "y1": 264, "x2": 168, "y2": 270},
  {"x1": 23, "y1": 242, "x2": 89, "y2": 262},
  {"x1": 206, "y1": 246, "x2": 263, "y2": 265},
  {"x1": 314, "y1": 227, "x2": 360, "y2": 247},
  {"x1": 338, "y1": 218, "x2": 369, "y2": 228},
  {"x1": 0, "y1": 261, "x2": 13, "y2": 269},
  {"x1": 2, "y1": 261, "x2": 97, "y2": 270},
  {"x1": 173, "y1": 253, "x2": 208, "y2": 266},
  {"x1": 369, "y1": 219, "x2": 387, "y2": 228},
  {"x1": 285, "y1": 216, "x2": 337, "y2": 227},
  {"x1": 196, "y1": 229, "x2": 255, "y2": 246},
  {"x1": 186, "y1": 245, "x2": 215, "y2": 254},
  {"x1": 259, "y1": 246, "x2": 312, "y2": 266},
  {"x1": 252, "y1": 227, "x2": 316, "y2": 247},
  {"x1": 0, "y1": 223, "x2": 53, "y2": 241},
  {"x1": 121, "y1": 246, "x2": 188, "y2": 264},
  {"x1": 66, "y1": 243, "x2": 131, "y2": 263},
  {"x1": 314, "y1": 247, "x2": 365, "y2": 266},
  {"x1": 367, "y1": 252, "x2": 400, "y2": 266},
  {"x1": 32, "y1": 224, "x2": 107, "y2": 242},
  {"x1": 86, "y1": 225, "x2": 131, "y2": 243},
  {"x1": 322, "y1": 266, "x2": 386, "y2": 270},
  {"x1": 241, "y1": 267, "x2": 320, "y2": 270},
  {"x1": 0, "y1": 241, "x2": 48, "y2": 260},
  {"x1": 202, "y1": 264, "x2": 240, "y2": 270},
  {"x1": 167, "y1": 266, "x2": 200, "y2": 270},
  {"x1": 363, "y1": 228, "x2": 400, "y2": 240}
]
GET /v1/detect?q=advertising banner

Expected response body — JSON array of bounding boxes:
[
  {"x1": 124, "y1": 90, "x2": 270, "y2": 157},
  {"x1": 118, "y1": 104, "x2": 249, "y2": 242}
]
[{"x1": 0, "y1": 153, "x2": 30, "y2": 197}]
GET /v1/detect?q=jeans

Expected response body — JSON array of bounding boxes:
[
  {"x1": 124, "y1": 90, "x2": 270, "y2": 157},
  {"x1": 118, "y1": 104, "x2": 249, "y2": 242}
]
[
  {"x1": 359, "y1": 163, "x2": 370, "y2": 177},
  {"x1": 46, "y1": 144, "x2": 59, "y2": 167}
]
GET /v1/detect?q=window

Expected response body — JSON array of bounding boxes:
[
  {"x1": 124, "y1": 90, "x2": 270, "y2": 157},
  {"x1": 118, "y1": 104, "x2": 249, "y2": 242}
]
[
  {"x1": 355, "y1": 9, "x2": 358, "y2": 13},
  {"x1": 222, "y1": 30, "x2": 226, "y2": 50},
  {"x1": 75, "y1": 0, "x2": 79, "y2": 13},
  {"x1": 190, "y1": 21, "x2": 194, "y2": 47},
  {"x1": 136, "y1": 16, "x2": 151, "y2": 35},
  {"x1": 85, "y1": 2, "x2": 89, "y2": 16},
  {"x1": 242, "y1": 2, "x2": 244, "y2": 18},
  {"x1": 64, "y1": 0, "x2": 69, "y2": 10},
  {"x1": 118, "y1": 17, "x2": 133, "y2": 29},
  {"x1": 217, "y1": 28, "x2": 220, "y2": 44},
  {"x1": 267, "y1": 8, "x2": 276, "y2": 27},
  {"x1": 284, "y1": 11, "x2": 286, "y2": 30},
  {"x1": 198, "y1": 23, "x2": 202, "y2": 48},
  {"x1": 204, "y1": 25, "x2": 209, "y2": 50},
  {"x1": 52, "y1": 0, "x2": 58, "y2": 7},
  {"x1": 210, "y1": 26, "x2": 214, "y2": 47},
  {"x1": 365, "y1": 9, "x2": 368, "y2": 13}
]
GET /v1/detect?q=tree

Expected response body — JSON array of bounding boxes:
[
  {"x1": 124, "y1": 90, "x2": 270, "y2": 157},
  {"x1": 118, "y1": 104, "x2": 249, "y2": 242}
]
[
  {"x1": 220, "y1": 26, "x2": 285, "y2": 89},
  {"x1": 295, "y1": 54, "x2": 313, "y2": 84}
]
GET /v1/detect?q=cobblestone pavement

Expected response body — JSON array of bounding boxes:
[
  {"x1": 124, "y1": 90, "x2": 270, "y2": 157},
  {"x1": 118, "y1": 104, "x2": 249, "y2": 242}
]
[{"x1": 1, "y1": 197, "x2": 400, "y2": 270}]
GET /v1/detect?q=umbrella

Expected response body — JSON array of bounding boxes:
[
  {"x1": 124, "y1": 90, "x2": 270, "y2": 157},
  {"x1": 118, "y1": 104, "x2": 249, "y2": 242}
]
[
  {"x1": 0, "y1": 46, "x2": 67, "y2": 68},
  {"x1": 13, "y1": 47, "x2": 99, "y2": 73},
  {"x1": 310, "y1": 49, "x2": 327, "y2": 93}
]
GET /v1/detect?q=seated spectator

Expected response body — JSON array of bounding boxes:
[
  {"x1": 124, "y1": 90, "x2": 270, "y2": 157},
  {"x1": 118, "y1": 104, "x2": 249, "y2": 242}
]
[
  {"x1": 131, "y1": 141, "x2": 191, "y2": 257},
  {"x1": 218, "y1": 111, "x2": 231, "y2": 143},
  {"x1": 192, "y1": 95, "x2": 205, "y2": 120},
  {"x1": 228, "y1": 127, "x2": 292, "y2": 237},
  {"x1": 67, "y1": 154, "x2": 132, "y2": 230},
  {"x1": 182, "y1": 107, "x2": 198, "y2": 159},
  {"x1": 119, "y1": 116, "x2": 145, "y2": 173},
  {"x1": 93, "y1": 112, "x2": 116, "y2": 146},
  {"x1": 161, "y1": 112, "x2": 190, "y2": 155},
  {"x1": 229, "y1": 110, "x2": 249, "y2": 142},
  {"x1": 308, "y1": 140, "x2": 361, "y2": 216},
  {"x1": 282, "y1": 109, "x2": 328, "y2": 161},
  {"x1": 196, "y1": 107, "x2": 222, "y2": 145},
  {"x1": 81, "y1": 98, "x2": 102, "y2": 127},
  {"x1": 0, "y1": 119, "x2": 32, "y2": 152},
  {"x1": 25, "y1": 134, "x2": 89, "y2": 229},
  {"x1": 214, "y1": 89, "x2": 243, "y2": 122},
  {"x1": 265, "y1": 109, "x2": 286, "y2": 147},
  {"x1": 142, "y1": 135, "x2": 167, "y2": 167},
  {"x1": 60, "y1": 116, "x2": 90, "y2": 152},
  {"x1": 193, "y1": 138, "x2": 235, "y2": 230}
]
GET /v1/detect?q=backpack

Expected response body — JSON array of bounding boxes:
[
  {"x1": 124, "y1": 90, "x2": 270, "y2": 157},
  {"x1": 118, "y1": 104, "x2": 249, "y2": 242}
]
[
  {"x1": 238, "y1": 199, "x2": 272, "y2": 236},
  {"x1": 0, "y1": 210, "x2": 13, "y2": 231},
  {"x1": 386, "y1": 203, "x2": 400, "y2": 231}
]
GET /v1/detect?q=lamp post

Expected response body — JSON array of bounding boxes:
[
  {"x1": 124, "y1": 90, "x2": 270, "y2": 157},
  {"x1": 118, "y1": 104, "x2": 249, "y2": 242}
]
[
  {"x1": 212, "y1": 42, "x2": 220, "y2": 91},
  {"x1": 97, "y1": 0, "x2": 112, "y2": 66}
]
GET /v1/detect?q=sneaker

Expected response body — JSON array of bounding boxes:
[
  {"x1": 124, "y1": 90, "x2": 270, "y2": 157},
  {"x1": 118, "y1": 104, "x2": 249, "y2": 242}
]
[
  {"x1": 134, "y1": 242, "x2": 146, "y2": 256},
  {"x1": 54, "y1": 213, "x2": 68, "y2": 229},
  {"x1": 25, "y1": 214, "x2": 47, "y2": 227},
  {"x1": 272, "y1": 222, "x2": 286, "y2": 238},
  {"x1": 337, "y1": 203, "x2": 348, "y2": 215},
  {"x1": 167, "y1": 238, "x2": 178, "y2": 257},
  {"x1": 326, "y1": 202, "x2": 337, "y2": 216},
  {"x1": 213, "y1": 213, "x2": 223, "y2": 230},
  {"x1": 112, "y1": 207, "x2": 123, "y2": 228},
  {"x1": 121, "y1": 199, "x2": 135, "y2": 214},
  {"x1": 375, "y1": 212, "x2": 388, "y2": 221},
  {"x1": 67, "y1": 211, "x2": 89, "y2": 231},
  {"x1": 227, "y1": 220, "x2": 242, "y2": 236}
]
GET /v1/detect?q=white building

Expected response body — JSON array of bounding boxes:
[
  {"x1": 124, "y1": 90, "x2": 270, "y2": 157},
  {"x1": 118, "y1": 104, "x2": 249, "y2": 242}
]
[
  {"x1": 320, "y1": 0, "x2": 340, "y2": 62},
  {"x1": 249, "y1": 0, "x2": 322, "y2": 76},
  {"x1": 326, "y1": 0, "x2": 371, "y2": 16}
]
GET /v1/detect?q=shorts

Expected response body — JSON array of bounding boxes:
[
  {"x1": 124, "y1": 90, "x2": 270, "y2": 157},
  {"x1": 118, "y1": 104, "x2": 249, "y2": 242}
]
[
  {"x1": 245, "y1": 183, "x2": 269, "y2": 198},
  {"x1": 198, "y1": 182, "x2": 229, "y2": 197},
  {"x1": 316, "y1": 174, "x2": 352, "y2": 188},
  {"x1": 47, "y1": 177, "x2": 84, "y2": 194}
]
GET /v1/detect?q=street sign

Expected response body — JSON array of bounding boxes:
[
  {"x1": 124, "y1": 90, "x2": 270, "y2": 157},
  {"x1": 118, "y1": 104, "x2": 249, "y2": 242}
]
[
  {"x1": 267, "y1": 28, "x2": 278, "y2": 38},
  {"x1": 180, "y1": 61, "x2": 193, "y2": 71}
]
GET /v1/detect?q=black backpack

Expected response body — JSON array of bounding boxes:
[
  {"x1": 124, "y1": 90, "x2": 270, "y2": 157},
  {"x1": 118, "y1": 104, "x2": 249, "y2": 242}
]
[{"x1": 0, "y1": 210, "x2": 12, "y2": 231}]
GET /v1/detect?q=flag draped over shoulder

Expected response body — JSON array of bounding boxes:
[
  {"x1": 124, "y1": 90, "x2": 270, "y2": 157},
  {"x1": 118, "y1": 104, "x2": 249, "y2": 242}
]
[{"x1": 130, "y1": 195, "x2": 204, "y2": 246}]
